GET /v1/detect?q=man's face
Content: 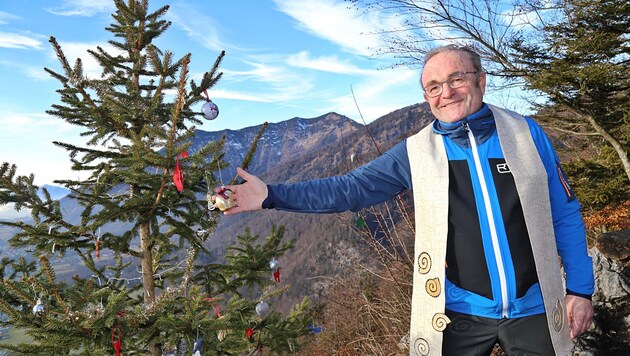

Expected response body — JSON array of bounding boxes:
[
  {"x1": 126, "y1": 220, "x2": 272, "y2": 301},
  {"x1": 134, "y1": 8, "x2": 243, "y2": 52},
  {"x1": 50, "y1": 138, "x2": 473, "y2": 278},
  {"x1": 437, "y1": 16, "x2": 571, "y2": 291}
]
[{"x1": 421, "y1": 51, "x2": 486, "y2": 123}]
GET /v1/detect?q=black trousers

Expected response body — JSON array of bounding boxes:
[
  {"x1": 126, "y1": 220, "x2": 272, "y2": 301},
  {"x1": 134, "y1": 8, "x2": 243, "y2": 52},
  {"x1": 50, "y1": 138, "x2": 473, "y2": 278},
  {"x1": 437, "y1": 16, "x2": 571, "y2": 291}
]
[{"x1": 442, "y1": 310, "x2": 555, "y2": 356}]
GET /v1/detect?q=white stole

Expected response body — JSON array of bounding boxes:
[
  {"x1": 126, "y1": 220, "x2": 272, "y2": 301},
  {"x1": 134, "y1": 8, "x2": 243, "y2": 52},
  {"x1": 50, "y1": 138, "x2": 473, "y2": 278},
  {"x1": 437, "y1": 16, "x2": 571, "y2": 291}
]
[{"x1": 406, "y1": 104, "x2": 573, "y2": 355}]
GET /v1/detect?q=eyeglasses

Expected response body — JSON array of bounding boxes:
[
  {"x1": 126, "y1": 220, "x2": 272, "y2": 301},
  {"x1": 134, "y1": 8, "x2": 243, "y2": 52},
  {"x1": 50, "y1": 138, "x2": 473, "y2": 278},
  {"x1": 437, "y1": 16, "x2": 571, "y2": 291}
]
[{"x1": 423, "y1": 71, "x2": 478, "y2": 98}]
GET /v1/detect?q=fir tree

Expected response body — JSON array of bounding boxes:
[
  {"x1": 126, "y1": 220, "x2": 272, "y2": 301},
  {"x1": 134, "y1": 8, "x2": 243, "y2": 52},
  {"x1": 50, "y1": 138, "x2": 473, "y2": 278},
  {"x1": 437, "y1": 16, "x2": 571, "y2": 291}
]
[{"x1": 0, "y1": 1, "x2": 312, "y2": 354}]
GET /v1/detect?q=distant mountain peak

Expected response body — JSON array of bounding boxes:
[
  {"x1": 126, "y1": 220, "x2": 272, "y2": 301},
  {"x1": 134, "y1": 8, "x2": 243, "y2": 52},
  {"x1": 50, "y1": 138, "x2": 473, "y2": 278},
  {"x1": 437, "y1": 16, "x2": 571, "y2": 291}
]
[{"x1": 38, "y1": 184, "x2": 71, "y2": 200}]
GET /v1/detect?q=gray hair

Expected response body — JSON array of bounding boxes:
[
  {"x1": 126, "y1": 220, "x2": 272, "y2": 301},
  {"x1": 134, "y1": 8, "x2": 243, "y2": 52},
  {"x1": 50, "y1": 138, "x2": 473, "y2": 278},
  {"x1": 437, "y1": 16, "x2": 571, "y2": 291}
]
[{"x1": 423, "y1": 45, "x2": 483, "y2": 72}]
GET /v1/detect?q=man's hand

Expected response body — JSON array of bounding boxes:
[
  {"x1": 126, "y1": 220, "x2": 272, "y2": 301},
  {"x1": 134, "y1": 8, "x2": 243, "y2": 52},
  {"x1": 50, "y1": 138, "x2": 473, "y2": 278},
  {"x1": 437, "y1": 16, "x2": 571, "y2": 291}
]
[
  {"x1": 215, "y1": 167, "x2": 268, "y2": 215},
  {"x1": 565, "y1": 294, "x2": 593, "y2": 338}
]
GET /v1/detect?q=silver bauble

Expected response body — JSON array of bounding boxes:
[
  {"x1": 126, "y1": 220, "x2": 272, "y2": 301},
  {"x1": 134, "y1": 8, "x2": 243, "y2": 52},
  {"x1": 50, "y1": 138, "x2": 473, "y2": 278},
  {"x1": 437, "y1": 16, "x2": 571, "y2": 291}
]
[
  {"x1": 269, "y1": 258, "x2": 280, "y2": 271},
  {"x1": 32, "y1": 298, "x2": 45, "y2": 317},
  {"x1": 255, "y1": 301, "x2": 270, "y2": 318}
]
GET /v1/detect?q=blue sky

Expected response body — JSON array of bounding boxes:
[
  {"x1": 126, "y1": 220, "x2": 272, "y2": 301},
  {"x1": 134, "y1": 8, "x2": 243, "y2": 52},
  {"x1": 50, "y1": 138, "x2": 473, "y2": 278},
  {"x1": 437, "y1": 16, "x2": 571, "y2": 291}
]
[{"x1": 0, "y1": 0, "x2": 429, "y2": 187}]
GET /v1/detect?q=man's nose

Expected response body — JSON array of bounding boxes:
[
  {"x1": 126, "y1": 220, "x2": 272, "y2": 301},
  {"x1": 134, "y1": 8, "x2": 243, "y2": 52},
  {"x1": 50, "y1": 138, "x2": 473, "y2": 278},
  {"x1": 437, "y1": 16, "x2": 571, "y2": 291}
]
[{"x1": 441, "y1": 83, "x2": 455, "y2": 98}]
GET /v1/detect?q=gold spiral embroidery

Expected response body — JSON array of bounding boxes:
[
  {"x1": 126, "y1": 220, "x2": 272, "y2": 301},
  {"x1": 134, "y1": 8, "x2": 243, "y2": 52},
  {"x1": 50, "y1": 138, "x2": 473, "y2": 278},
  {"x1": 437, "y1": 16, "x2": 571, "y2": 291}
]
[
  {"x1": 417, "y1": 252, "x2": 431, "y2": 274},
  {"x1": 413, "y1": 338, "x2": 430, "y2": 356},
  {"x1": 432, "y1": 313, "x2": 450, "y2": 332},
  {"x1": 425, "y1": 278, "x2": 441, "y2": 297},
  {"x1": 552, "y1": 299, "x2": 564, "y2": 332}
]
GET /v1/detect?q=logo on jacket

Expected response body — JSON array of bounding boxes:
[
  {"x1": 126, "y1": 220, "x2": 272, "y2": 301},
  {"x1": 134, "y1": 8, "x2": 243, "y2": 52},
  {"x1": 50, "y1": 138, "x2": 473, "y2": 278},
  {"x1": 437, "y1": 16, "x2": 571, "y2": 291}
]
[{"x1": 496, "y1": 163, "x2": 511, "y2": 174}]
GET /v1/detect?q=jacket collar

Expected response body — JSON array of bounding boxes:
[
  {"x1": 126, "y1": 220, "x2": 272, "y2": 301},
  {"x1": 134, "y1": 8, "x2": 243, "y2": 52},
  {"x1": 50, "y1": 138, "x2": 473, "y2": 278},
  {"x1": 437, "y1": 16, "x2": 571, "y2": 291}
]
[{"x1": 431, "y1": 104, "x2": 496, "y2": 148}]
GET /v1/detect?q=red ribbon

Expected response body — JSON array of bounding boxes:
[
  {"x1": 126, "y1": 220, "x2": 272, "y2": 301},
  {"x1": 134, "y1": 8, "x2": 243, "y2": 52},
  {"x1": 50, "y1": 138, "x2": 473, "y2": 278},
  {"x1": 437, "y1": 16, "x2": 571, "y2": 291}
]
[
  {"x1": 273, "y1": 269, "x2": 281, "y2": 283},
  {"x1": 246, "y1": 327, "x2": 254, "y2": 340},
  {"x1": 111, "y1": 319, "x2": 122, "y2": 356},
  {"x1": 204, "y1": 297, "x2": 222, "y2": 318},
  {"x1": 172, "y1": 152, "x2": 188, "y2": 192}
]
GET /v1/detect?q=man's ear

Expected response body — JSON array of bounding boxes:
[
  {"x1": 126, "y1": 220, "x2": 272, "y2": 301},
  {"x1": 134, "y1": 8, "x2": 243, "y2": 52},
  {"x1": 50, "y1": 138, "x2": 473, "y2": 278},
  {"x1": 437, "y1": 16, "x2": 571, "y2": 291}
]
[
  {"x1": 423, "y1": 92, "x2": 429, "y2": 102},
  {"x1": 478, "y1": 71, "x2": 487, "y2": 94}
]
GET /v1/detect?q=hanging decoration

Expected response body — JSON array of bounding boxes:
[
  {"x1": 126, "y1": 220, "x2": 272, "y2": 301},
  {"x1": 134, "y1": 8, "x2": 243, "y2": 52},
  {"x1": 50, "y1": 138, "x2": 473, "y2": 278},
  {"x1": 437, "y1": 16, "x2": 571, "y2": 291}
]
[
  {"x1": 192, "y1": 336, "x2": 203, "y2": 356},
  {"x1": 255, "y1": 300, "x2": 270, "y2": 319},
  {"x1": 201, "y1": 89, "x2": 219, "y2": 120},
  {"x1": 172, "y1": 151, "x2": 189, "y2": 192},
  {"x1": 246, "y1": 327, "x2": 254, "y2": 341},
  {"x1": 355, "y1": 213, "x2": 367, "y2": 229},
  {"x1": 269, "y1": 258, "x2": 281, "y2": 283},
  {"x1": 210, "y1": 187, "x2": 235, "y2": 212},
  {"x1": 205, "y1": 297, "x2": 228, "y2": 341},
  {"x1": 217, "y1": 319, "x2": 227, "y2": 342},
  {"x1": 307, "y1": 323, "x2": 323, "y2": 334},
  {"x1": 32, "y1": 298, "x2": 45, "y2": 317},
  {"x1": 111, "y1": 317, "x2": 122, "y2": 356}
]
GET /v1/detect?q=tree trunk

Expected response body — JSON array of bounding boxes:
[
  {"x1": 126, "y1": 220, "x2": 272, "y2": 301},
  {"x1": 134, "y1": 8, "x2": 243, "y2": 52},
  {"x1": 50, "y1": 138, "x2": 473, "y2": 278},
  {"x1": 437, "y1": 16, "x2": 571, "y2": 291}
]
[
  {"x1": 140, "y1": 221, "x2": 161, "y2": 355},
  {"x1": 583, "y1": 112, "x2": 630, "y2": 182}
]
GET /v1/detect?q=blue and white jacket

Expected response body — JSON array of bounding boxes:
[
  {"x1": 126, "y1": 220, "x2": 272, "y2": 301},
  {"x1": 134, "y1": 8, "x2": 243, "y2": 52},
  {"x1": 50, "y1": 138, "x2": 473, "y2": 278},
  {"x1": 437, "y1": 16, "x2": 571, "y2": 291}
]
[{"x1": 262, "y1": 104, "x2": 594, "y2": 320}]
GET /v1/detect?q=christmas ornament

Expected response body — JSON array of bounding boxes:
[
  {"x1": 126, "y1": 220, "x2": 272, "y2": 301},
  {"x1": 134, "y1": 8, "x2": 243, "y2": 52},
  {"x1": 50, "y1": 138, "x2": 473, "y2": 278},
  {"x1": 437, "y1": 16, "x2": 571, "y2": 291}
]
[
  {"x1": 196, "y1": 228, "x2": 207, "y2": 238},
  {"x1": 201, "y1": 100, "x2": 219, "y2": 120},
  {"x1": 269, "y1": 258, "x2": 279, "y2": 271},
  {"x1": 308, "y1": 323, "x2": 323, "y2": 334},
  {"x1": 111, "y1": 322, "x2": 122, "y2": 356},
  {"x1": 217, "y1": 325, "x2": 227, "y2": 342},
  {"x1": 355, "y1": 214, "x2": 367, "y2": 228},
  {"x1": 246, "y1": 327, "x2": 254, "y2": 340},
  {"x1": 210, "y1": 187, "x2": 235, "y2": 211},
  {"x1": 192, "y1": 337, "x2": 202, "y2": 356},
  {"x1": 269, "y1": 257, "x2": 281, "y2": 282},
  {"x1": 255, "y1": 301, "x2": 270, "y2": 318},
  {"x1": 172, "y1": 151, "x2": 189, "y2": 192},
  {"x1": 32, "y1": 298, "x2": 45, "y2": 317}
]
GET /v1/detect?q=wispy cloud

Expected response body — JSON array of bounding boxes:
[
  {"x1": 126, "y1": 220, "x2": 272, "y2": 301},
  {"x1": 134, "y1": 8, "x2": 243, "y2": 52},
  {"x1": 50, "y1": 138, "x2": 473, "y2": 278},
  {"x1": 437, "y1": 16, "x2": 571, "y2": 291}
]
[
  {"x1": 273, "y1": 0, "x2": 387, "y2": 57},
  {"x1": 46, "y1": 0, "x2": 114, "y2": 16},
  {"x1": 0, "y1": 32, "x2": 44, "y2": 49},
  {"x1": 223, "y1": 59, "x2": 315, "y2": 102},
  {"x1": 0, "y1": 11, "x2": 19, "y2": 25},
  {"x1": 328, "y1": 68, "x2": 419, "y2": 121},
  {"x1": 167, "y1": 2, "x2": 226, "y2": 52},
  {"x1": 287, "y1": 51, "x2": 370, "y2": 75}
]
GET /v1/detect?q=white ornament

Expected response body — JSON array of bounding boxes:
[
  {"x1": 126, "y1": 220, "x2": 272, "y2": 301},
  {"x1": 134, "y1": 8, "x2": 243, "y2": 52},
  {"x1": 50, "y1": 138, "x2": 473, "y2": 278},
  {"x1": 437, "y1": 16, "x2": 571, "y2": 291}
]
[
  {"x1": 32, "y1": 298, "x2": 45, "y2": 317},
  {"x1": 269, "y1": 257, "x2": 280, "y2": 271},
  {"x1": 201, "y1": 100, "x2": 219, "y2": 120}
]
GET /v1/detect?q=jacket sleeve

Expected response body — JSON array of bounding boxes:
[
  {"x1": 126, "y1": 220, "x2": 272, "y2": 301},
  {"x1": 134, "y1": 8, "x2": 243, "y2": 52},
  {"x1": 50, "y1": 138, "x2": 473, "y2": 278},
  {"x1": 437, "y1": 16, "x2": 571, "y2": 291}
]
[
  {"x1": 527, "y1": 118, "x2": 595, "y2": 298},
  {"x1": 263, "y1": 140, "x2": 412, "y2": 213}
]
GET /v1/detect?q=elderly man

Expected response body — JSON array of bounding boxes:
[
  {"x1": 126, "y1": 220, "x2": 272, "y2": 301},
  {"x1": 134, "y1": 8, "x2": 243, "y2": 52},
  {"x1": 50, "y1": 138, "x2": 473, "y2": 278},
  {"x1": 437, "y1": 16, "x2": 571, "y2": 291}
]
[{"x1": 216, "y1": 45, "x2": 594, "y2": 355}]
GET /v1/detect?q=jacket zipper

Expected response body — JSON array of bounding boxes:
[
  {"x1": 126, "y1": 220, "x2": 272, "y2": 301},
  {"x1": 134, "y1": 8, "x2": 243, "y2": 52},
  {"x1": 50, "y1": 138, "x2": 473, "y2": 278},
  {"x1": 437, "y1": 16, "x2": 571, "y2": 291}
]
[{"x1": 463, "y1": 122, "x2": 509, "y2": 318}]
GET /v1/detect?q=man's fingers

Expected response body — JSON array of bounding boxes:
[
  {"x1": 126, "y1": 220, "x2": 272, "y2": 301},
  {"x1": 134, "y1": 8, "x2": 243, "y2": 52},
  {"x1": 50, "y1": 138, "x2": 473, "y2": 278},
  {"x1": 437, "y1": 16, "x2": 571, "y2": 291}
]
[{"x1": 236, "y1": 167, "x2": 251, "y2": 181}]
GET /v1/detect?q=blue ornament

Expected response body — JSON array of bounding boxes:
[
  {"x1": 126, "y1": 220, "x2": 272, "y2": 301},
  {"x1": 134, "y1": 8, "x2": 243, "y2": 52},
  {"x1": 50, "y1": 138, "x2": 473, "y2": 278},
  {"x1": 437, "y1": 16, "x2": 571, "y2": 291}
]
[
  {"x1": 307, "y1": 323, "x2": 323, "y2": 333},
  {"x1": 192, "y1": 337, "x2": 203, "y2": 355}
]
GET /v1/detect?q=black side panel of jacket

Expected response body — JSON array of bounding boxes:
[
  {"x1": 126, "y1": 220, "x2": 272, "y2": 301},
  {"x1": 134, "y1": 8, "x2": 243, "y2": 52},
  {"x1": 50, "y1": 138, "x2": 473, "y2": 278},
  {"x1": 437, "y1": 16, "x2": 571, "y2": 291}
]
[
  {"x1": 446, "y1": 160, "x2": 493, "y2": 299},
  {"x1": 489, "y1": 158, "x2": 538, "y2": 298}
]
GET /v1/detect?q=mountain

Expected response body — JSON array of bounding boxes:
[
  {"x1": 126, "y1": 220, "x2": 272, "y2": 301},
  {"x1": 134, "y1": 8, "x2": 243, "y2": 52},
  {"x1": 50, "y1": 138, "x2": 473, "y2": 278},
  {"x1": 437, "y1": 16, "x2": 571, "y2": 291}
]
[
  {"x1": 205, "y1": 102, "x2": 434, "y2": 308},
  {"x1": 191, "y1": 112, "x2": 364, "y2": 181},
  {"x1": 38, "y1": 184, "x2": 71, "y2": 200}
]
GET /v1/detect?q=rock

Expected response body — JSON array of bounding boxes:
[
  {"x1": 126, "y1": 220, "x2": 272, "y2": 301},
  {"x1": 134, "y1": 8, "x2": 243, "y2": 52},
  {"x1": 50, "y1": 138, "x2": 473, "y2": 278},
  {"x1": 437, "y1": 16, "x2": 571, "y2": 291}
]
[{"x1": 573, "y1": 229, "x2": 630, "y2": 355}]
